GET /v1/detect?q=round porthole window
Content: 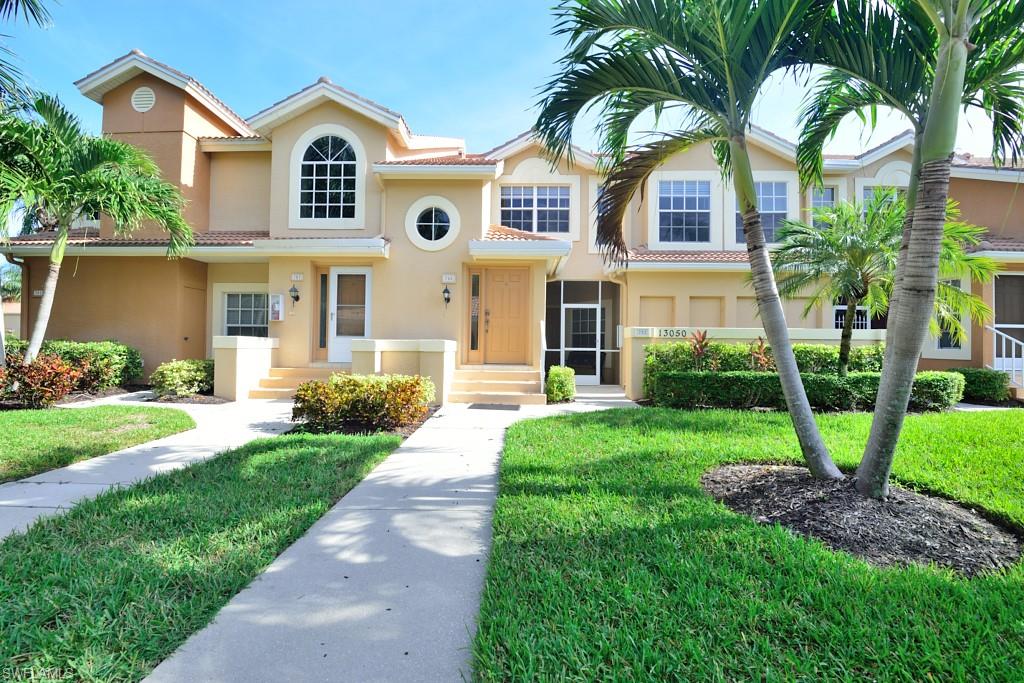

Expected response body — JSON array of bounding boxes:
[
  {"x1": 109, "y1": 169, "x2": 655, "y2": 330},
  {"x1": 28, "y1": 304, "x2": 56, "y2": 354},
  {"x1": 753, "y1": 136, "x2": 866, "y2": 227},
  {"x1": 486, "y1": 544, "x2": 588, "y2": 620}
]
[
  {"x1": 405, "y1": 196, "x2": 460, "y2": 251},
  {"x1": 131, "y1": 86, "x2": 156, "y2": 113}
]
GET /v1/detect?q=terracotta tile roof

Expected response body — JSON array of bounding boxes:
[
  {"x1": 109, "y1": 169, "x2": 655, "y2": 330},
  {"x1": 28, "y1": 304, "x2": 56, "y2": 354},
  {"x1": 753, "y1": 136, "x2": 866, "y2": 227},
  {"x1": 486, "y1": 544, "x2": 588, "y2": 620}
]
[
  {"x1": 974, "y1": 236, "x2": 1024, "y2": 252},
  {"x1": 197, "y1": 135, "x2": 266, "y2": 141},
  {"x1": 375, "y1": 154, "x2": 493, "y2": 166},
  {"x1": 248, "y1": 76, "x2": 404, "y2": 126},
  {"x1": 6, "y1": 230, "x2": 269, "y2": 247},
  {"x1": 952, "y1": 154, "x2": 1024, "y2": 170},
  {"x1": 627, "y1": 246, "x2": 750, "y2": 263},
  {"x1": 484, "y1": 225, "x2": 559, "y2": 241}
]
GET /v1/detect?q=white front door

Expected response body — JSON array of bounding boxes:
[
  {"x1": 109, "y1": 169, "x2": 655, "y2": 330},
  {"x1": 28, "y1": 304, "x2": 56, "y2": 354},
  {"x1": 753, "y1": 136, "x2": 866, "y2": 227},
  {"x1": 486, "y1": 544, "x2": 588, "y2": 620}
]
[{"x1": 328, "y1": 267, "x2": 371, "y2": 363}]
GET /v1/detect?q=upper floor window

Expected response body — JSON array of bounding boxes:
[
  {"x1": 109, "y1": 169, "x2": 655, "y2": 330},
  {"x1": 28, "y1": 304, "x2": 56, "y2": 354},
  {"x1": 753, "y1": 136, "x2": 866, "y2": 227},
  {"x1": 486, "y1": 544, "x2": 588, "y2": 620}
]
[
  {"x1": 811, "y1": 187, "x2": 836, "y2": 209},
  {"x1": 500, "y1": 185, "x2": 570, "y2": 233},
  {"x1": 658, "y1": 179, "x2": 711, "y2": 243},
  {"x1": 300, "y1": 135, "x2": 356, "y2": 219},
  {"x1": 833, "y1": 305, "x2": 869, "y2": 330},
  {"x1": 736, "y1": 181, "x2": 788, "y2": 243}
]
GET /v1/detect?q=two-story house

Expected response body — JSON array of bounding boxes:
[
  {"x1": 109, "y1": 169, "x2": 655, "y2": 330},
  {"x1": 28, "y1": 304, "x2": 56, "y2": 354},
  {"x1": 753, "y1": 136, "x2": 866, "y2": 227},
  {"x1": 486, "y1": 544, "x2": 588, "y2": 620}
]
[{"x1": 4, "y1": 51, "x2": 1023, "y2": 402}]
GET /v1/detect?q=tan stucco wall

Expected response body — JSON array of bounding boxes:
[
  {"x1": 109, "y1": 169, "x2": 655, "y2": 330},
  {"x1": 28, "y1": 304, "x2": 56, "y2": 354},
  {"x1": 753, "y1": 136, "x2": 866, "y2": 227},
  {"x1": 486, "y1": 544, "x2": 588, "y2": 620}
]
[
  {"x1": 209, "y1": 152, "x2": 272, "y2": 230},
  {"x1": 949, "y1": 177, "x2": 1024, "y2": 240},
  {"x1": 21, "y1": 256, "x2": 208, "y2": 375}
]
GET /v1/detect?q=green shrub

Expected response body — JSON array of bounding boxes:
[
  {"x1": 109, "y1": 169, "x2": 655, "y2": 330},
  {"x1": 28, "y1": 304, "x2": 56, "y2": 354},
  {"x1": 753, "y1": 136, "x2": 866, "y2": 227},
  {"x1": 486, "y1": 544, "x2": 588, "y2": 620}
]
[
  {"x1": 2, "y1": 353, "x2": 82, "y2": 408},
  {"x1": 648, "y1": 370, "x2": 963, "y2": 412},
  {"x1": 4, "y1": 339, "x2": 142, "y2": 391},
  {"x1": 150, "y1": 359, "x2": 214, "y2": 397},
  {"x1": 951, "y1": 367, "x2": 1011, "y2": 404},
  {"x1": 292, "y1": 373, "x2": 435, "y2": 433},
  {"x1": 645, "y1": 339, "x2": 886, "y2": 385},
  {"x1": 546, "y1": 366, "x2": 575, "y2": 403}
]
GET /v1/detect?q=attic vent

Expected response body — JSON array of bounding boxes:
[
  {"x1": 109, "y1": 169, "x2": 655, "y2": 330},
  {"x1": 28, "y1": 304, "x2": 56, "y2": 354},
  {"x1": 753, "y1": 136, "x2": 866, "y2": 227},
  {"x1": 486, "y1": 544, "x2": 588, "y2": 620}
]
[{"x1": 131, "y1": 86, "x2": 156, "y2": 113}]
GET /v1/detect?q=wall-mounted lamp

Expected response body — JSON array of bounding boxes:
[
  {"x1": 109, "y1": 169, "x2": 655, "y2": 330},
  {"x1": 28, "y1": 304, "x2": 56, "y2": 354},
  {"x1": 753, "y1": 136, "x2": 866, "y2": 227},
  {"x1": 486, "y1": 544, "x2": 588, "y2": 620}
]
[
  {"x1": 442, "y1": 285, "x2": 451, "y2": 308},
  {"x1": 288, "y1": 285, "x2": 300, "y2": 305}
]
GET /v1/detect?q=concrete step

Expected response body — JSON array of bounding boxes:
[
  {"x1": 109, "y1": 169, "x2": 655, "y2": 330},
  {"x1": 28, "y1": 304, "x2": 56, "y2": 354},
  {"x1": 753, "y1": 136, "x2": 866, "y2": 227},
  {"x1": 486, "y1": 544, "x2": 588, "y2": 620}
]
[
  {"x1": 248, "y1": 387, "x2": 297, "y2": 399},
  {"x1": 447, "y1": 391, "x2": 546, "y2": 406},
  {"x1": 453, "y1": 367, "x2": 541, "y2": 382},
  {"x1": 258, "y1": 376, "x2": 315, "y2": 389},
  {"x1": 450, "y1": 379, "x2": 541, "y2": 393},
  {"x1": 268, "y1": 367, "x2": 340, "y2": 380}
]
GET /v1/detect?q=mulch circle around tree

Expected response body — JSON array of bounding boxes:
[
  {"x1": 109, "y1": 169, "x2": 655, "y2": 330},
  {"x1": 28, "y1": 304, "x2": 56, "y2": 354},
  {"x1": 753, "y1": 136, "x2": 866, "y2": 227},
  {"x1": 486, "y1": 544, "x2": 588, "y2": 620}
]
[{"x1": 701, "y1": 464, "x2": 1022, "y2": 577}]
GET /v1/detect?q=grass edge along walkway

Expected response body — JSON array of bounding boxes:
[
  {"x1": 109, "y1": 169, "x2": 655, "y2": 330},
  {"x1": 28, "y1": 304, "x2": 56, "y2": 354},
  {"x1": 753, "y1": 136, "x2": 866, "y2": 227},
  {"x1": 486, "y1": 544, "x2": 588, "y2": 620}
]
[
  {"x1": 474, "y1": 408, "x2": 1024, "y2": 682},
  {"x1": 0, "y1": 431, "x2": 401, "y2": 681}
]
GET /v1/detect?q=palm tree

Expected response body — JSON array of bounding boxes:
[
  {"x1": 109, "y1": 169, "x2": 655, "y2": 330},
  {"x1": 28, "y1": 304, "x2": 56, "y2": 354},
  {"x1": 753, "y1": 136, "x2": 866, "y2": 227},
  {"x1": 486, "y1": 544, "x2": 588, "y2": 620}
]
[
  {"x1": 0, "y1": 262, "x2": 19, "y2": 300},
  {"x1": 0, "y1": 94, "x2": 193, "y2": 363},
  {"x1": 0, "y1": 0, "x2": 51, "y2": 101},
  {"x1": 773, "y1": 190, "x2": 999, "y2": 375},
  {"x1": 535, "y1": 0, "x2": 843, "y2": 479},
  {"x1": 797, "y1": 0, "x2": 1024, "y2": 497}
]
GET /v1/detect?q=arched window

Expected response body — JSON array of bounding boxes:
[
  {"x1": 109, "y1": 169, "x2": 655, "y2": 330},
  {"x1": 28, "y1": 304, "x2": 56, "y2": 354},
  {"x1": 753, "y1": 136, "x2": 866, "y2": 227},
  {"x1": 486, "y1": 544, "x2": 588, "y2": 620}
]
[{"x1": 299, "y1": 135, "x2": 356, "y2": 219}]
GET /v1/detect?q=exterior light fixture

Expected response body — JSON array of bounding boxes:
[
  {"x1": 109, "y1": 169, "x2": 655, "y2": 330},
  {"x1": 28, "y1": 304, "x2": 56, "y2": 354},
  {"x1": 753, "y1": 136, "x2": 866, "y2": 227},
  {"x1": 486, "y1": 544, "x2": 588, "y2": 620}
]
[
  {"x1": 288, "y1": 285, "x2": 300, "y2": 304},
  {"x1": 442, "y1": 285, "x2": 451, "y2": 307}
]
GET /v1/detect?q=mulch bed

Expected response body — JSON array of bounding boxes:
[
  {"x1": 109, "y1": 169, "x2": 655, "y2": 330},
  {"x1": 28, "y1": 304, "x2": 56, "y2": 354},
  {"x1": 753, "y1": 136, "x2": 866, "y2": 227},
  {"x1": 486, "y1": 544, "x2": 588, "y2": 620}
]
[{"x1": 702, "y1": 464, "x2": 1022, "y2": 577}]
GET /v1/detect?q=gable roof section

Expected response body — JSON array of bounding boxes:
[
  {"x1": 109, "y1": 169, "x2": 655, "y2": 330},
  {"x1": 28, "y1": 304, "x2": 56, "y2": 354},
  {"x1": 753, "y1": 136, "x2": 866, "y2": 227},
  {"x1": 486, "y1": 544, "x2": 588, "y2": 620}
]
[
  {"x1": 484, "y1": 130, "x2": 599, "y2": 169},
  {"x1": 75, "y1": 50, "x2": 256, "y2": 137},
  {"x1": 247, "y1": 76, "x2": 464, "y2": 153}
]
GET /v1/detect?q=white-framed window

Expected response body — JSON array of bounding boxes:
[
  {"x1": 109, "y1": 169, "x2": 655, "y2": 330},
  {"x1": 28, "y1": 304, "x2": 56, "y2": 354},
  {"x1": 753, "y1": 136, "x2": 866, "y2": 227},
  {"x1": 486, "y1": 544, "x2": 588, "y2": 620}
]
[
  {"x1": 736, "y1": 181, "x2": 788, "y2": 243},
  {"x1": 937, "y1": 279, "x2": 963, "y2": 349},
  {"x1": 500, "y1": 185, "x2": 570, "y2": 233},
  {"x1": 289, "y1": 123, "x2": 365, "y2": 230},
  {"x1": 811, "y1": 187, "x2": 836, "y2": 209},
  {"x1": 225, "y1": 293, "x2": 269, "y2": 337},
  {"x1": 833, "y1": 305, "x2": 869, "y2": 330},
  {"x1": 299, "y1": 135, "x2": 356, "y2": 220},
  {"x1": 658, "y1": 179, "x2": 711, "y2": 243},
  {"x1": 404, "y1": 195, "x2": 461, "y2": 252}
]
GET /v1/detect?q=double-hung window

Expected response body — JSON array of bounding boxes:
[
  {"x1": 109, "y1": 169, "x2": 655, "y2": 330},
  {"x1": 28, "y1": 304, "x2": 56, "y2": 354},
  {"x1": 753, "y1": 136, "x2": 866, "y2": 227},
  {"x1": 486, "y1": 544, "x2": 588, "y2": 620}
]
[
  {"x1": 811, "y1": 187, "x2": 836, "y2": 209},
  {"x1": 225, "y1": 293, "x2": 269, "y2": 337},
  {"x1": 658, "y1": 180, "x2": 711, "y2": 243},
  {"x1": 736, "y1": 181, "x2": 788, "y2": 243},
  {"x1": 938, "y1": 279, "x2": 963, "y2": 349},
  {"x1": 500, "y1": 185, "x2": 570, "y2": 233}
]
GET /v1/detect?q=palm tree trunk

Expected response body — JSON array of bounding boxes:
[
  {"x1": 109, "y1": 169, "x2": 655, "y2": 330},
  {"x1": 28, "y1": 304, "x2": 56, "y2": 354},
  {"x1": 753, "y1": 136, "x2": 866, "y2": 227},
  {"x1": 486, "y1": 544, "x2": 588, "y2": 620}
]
[
  {"x1": 857, "y1": 30, "x2": 968, "y2": 499},
  {"x1": 23, "y1": 230, "x2": 67, "y2": 364},
  {"x1": 732, "y1": 137, "x2": 842, "y2": 480},
  {"x1": 0, "y1": 303, "x2": 6, "y2": 368},
  {"x1": 838, "y1": 299, "x2": 858, "y2": 376},
  {"x1": 881, "y1": 134, "x2": 922, "y2": 361}
]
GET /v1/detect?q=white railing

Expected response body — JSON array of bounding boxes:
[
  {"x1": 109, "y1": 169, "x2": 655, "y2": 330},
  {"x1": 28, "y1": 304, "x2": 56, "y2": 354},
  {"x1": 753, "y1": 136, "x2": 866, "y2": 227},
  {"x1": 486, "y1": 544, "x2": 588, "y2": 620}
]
[{"x1": 988, "y1": 325, "x2": 1024, "y2": 388}]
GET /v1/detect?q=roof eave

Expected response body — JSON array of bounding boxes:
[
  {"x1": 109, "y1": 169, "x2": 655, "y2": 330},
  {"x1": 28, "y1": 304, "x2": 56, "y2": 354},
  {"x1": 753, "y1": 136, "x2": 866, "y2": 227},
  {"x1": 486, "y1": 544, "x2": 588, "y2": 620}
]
[
  {"x1": 609, "y1": 261, "x2": 751, "y2": 273},
  {"x1": 372, "y1": 162, "x2": 502, "y2": 179},
  {"x1": 247, "y1": 82, "x2": 403, "y2": 138}
]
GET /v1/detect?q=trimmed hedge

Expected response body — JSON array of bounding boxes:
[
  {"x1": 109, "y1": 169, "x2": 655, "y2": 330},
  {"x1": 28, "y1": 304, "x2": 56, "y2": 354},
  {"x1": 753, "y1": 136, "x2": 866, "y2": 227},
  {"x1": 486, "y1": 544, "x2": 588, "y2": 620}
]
[
  {"x1": 292, "y1": 373, "x2": 435, "y2": 433},
  {"x1": 644, "y1": 340, "x2": 885, "y2": 393},
  {"x1": 648, "y1": 370, "x2": 964, "y2": 412},
  {"x1": 150, "y1": 359, "x2": 214, "y2": 397},
  {"x1": 952, "y1": 367, "x2": 1011, "y2": 404},
  {"x1": 1, "y1": 353, "x2": 82, "y2": 407},
  {"x1": 5, "y1": 339, "x2": 142, "y2": 391},
  {"x1": 546, "y1": 366, "x2": 575, "y2": 403}
]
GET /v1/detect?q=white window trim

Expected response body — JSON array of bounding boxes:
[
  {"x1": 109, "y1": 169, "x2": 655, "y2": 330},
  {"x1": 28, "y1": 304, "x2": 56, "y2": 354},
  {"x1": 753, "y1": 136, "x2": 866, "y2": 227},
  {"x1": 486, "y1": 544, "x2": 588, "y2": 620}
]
[
  {"x1": 289, "y1": 123, "x2": 366, "y2": 230},
  {"x1": 588, "y1": 178, "x2": 601, "y2": 254},
  {"x1": 805, "y1": 177, "x2": 849, "y2": 218},
  {"x1": 725, "y1": 171, "x2": 800, "y2": 250},
  {"x1": 404, "y1": 195, "x2": 461, "y2": 252},
  {"x1": 208, "y1": 282, "x2": 269, "y2": 355},
  {"x1": 921, "y1": 276, "x2": 972, "y2": 361},
  {"x1": 854, "y1": 160, "x2": 912, "y2": 205},
  {"x1": 491, "y1": 156, "x2": 581, "y2": 242},
  {"x1": 646, "y1": 170, "x2": 725, "y2": 251}
]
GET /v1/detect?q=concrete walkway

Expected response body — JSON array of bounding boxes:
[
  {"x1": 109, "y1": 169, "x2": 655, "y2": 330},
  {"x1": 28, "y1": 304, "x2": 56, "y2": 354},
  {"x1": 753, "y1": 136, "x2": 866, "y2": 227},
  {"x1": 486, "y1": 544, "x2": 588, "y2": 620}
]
[
  {"x1": 0, "y1": 394, "x2": 294, "y2": 539},
  {"x1": 147, "y1": 389, "x2": 635, "y2": 683}
]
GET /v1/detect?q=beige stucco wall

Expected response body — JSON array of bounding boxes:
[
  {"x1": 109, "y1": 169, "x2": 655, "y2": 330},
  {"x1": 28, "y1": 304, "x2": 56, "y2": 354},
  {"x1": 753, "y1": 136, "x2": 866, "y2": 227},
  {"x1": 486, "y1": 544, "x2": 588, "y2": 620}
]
[
  {"x1": 21, "y1": 256, "x2": 208, "y2": 375},
  {"x1": 209, "y1": 152, "x2": 272, "y2": 231},
  {"x1": 949, "y1": 177, "x2": 1024, "y2": 241}
]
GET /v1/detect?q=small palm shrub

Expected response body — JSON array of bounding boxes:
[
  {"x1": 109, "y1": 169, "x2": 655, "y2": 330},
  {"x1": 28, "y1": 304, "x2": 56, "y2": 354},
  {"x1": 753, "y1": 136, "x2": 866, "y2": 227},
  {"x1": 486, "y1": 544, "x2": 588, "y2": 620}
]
[
  {"x1": 292, "y1": 374, "x2": 435, "y2": 433},
  {"x1": 150, "y1": 359, "x2": 214, "y2": 397},
  {"x1": 2, "y1": 353, "x2": 83, "y2": 407},
  {"x1": 546, "y1": 366, "x2": 576, "y2": 403}
]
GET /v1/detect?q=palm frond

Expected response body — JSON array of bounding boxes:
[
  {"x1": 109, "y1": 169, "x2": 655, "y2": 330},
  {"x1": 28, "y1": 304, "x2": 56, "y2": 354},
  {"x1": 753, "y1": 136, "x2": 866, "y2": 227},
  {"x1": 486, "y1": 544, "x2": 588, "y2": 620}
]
[{"x1": 0, "y1": 0, "x2": 51, "y2": 25}]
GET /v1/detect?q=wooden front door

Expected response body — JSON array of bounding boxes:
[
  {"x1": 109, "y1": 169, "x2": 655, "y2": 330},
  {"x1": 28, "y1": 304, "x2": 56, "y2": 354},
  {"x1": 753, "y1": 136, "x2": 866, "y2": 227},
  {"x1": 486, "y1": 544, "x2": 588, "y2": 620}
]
[{"x1": 483, "y1": 267, "x2": 530, "y2": 364}]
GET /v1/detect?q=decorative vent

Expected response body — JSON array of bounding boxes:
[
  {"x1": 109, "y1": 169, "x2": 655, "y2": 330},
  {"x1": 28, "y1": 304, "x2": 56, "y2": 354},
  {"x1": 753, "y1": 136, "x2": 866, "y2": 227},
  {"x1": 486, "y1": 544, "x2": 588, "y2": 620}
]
[{"x1": 131, "y1": 86, "x2": 156, "y2": 113}]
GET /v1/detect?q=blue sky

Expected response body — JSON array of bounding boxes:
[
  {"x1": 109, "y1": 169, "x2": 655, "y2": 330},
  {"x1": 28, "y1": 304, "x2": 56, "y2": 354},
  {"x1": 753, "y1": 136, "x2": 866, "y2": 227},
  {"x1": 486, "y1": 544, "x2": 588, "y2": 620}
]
[{"x1": 5, "y1": 0, "x2": 996, "y2": 156}]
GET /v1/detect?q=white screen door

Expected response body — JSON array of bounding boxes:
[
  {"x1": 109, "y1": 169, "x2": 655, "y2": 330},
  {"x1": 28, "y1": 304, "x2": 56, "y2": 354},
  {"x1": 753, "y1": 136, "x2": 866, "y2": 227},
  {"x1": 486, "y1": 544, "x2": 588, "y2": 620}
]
[
  {"x1": 995, "y1": 274, "x2": 1024, "y2": 373},
  {"x1": 563, "y1": 304, "x2": 600, "y2": 385},
  {"x1": 328, "y1": 267, "x2": 371, "y2": 363}
]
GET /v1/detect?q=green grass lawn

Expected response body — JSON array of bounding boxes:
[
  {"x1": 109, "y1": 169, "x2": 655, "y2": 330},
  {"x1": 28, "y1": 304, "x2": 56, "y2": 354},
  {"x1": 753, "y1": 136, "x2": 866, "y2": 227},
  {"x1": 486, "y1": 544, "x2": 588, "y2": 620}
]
[
  {"x1": 0, "y1": 405, "x2": 196, "y2": 483},
  {"x1": 475, "y1": 409, "x2": 1024, "y2": 681},
  {"x1": 0, "y1": 432, "x2": 400, "y2": 681}
]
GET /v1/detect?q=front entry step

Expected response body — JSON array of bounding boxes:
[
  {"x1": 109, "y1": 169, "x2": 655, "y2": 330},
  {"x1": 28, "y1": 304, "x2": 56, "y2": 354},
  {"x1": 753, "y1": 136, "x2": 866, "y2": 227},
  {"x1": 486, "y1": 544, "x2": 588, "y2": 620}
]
[
  {"x1": 248, "y1": 367, "x2": 346, "y2": 399},
  {"x1": 448, "y1": 366, "x2": 545, "y2": 405}
]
